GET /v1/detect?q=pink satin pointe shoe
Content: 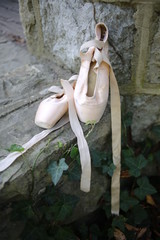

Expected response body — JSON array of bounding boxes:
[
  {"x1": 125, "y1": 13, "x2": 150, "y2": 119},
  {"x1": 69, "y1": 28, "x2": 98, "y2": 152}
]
[
  {"x1": 35, "y1": 76, "x2": 77, "y2": 129},
  {"x1": 74, "y1": 22, "x2": 110, "y2": 123}
]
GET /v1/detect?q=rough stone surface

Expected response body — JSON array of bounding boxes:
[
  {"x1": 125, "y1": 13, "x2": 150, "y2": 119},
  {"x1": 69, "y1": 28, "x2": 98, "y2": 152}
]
[
  {"x1": 0, "y1": 35, "x2": 34, "y2": 76},
  {"x1": 124, "y1": 95, "x2": 160, "y2": 142},
  {"x1": 1, "y1": 0, "x2": 160, "y2": 230},
  {"x1": 0, "y1": 64, "x2": 109, "y2": 218},
  {"x1": 0, "y1": 0, "x2": 110, "y2": 223},
  {"x1": 20, "y1": 0, "x2": 135, "y2": 85},
  {"x1": 147, "y1": 13, "x2": 160, "y2": 84}
]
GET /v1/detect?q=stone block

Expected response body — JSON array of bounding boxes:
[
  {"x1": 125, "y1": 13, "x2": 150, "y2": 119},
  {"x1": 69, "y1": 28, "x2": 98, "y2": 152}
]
[{"x1": 147, "y1": 13, "x2": 160, "y2": 84}]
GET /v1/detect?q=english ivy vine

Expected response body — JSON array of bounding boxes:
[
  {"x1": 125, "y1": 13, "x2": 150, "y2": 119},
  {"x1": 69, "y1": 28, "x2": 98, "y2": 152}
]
[{"x1": 4, "y1": 112, "x2": 160, "y2": 239}]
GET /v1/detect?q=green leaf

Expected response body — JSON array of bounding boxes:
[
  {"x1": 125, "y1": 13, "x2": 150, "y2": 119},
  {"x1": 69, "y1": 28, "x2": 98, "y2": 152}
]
[
  {"x1": 68, "y1": 164, "x2": 81, "y2": 181},
  {"x1": 42, "y1": 194, "x2": 78, "y2": 222},
  {"x1": 122, "y1": 148, "x2": 134, "y2": 159},
  {"x1": 21, "y1": 223, "x2": 52, "y2": 240},
  {"x1": 48, "y1": 158, "x2": 68, "y2": 185},
  {"x1": 55, "y1": 227, "x2": 77, "y2": 240},
  {"x1": 58, "y1": 141, "x2": 63, "y2": 148},
  {"x1": 85, "y1": 120, "x2": 96, "y2": 125},
  {"x1": 46, "y1": 202, "x2": 70, "y2": 222},
  {"x1": 125, "y1": 154, "x2": 147, "y2": 177},
  {"x1": 70, "y1": 146, "x2": 79, "y2": 159},
  {"x1": 103, "y1": 204, "x2": 111, "y2": 219},
  {"x1": 131, "y1": 205, "x2": 148, "y2": 224},
  {"x1": 102, "y1": 163, "x2": 116, "y2": 177},
  {"x1": 112, "y1": 215, "x2": 126, "y2": 232},
  {"x1": 134, "y1": 176, "x2": 157, "y2": 200},
  {"x1": 123, "y1": 112, "x2": 133, "y2": 127},
  {"x1": 6, "y1": 144, "x2": 24, "y2": 152},
  {"x1": 63, "y1": 194, "x2": 79, "y2": 205},
  {"x1": 54, "y1": 202, "x2": 73, "y2": 221},
  {"x1": 91, "y1": 149, "x2": 106, "y2": 167},
  {"x1": 147, "y1": 153, "x2": 153, "y2": 162},
  {"x1": 11, "y1": 200, "x2": 35, "y2": 221},
  {"x1": 120, "y1": 191, "x2": 139, "y2": 212}
]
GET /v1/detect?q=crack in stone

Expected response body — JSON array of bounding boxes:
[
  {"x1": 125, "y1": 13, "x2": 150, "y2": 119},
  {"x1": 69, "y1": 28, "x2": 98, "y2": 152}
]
[{"x1": 108, "y1": 36, "x2": 124, "y2": 64}]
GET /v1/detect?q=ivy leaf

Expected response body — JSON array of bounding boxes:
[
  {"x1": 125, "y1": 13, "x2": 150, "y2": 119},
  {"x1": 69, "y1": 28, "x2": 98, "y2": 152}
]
[
  {"x1": 50, "y1": 194, "x2": 78, "y2": 222},
  {"x1": 120, "y1": 191, "x2": 139, "y2": 212},
  {"x1": 91, "y1": 149, "x2": 106, "y2": 167},
  {"x1": 61, "y1": 194, "x2": 79, "y2": 207},
  {"x1": 54, "y1": 202, "x2": 73, "y2": 221},
  {"x1": 131, "y1": 205, "x2": 148, "y2": 224},
  {"x1": 21, "y1": 223, "x2": 52, "y2": 240},
  {"x1": 55, "y1": 227, "x2": 77, "y2": 240},
  {"x1": 112, "y1": 215, "x2": 126, "y2": 232},
  {"x1": 68, "y1": 164, "x2": 81, "y2": 181},
  {"x1": 103, "y1": 204, "x2": 111, "y2": 219},
  {"x1": 122, "y1": 148, "x2": 134, "y2": 159},
  {"x1": 123, "y1": 112, "x2": 133, "y2": 127},
  {"x1": 70, "y1": 146, "x2": 79, "y2": 159},
  {"x1": 134, "y1": 176, "x2": 157, "y2": 200},
  {"x1": 48, "y1": 158, "x2": 68, "y2": 185},
  {"x1": 102, "y1": 163, "x2": 116, "y2": 177},
  {"x1": 125, "y1": 154, "x2": 147, "y2": 177},
  {"x1": 58, "y1": 141, "x2": 63, "y2": 148},
  {"x1": 42, "y1": 194, "x2": 78, "y2": 222},
  {"x1": 11, "y1": 200, "x2": 34, "y2": 221},
  {"x1": 6, "y1": 144, "x2": 24, "y2": 152}
]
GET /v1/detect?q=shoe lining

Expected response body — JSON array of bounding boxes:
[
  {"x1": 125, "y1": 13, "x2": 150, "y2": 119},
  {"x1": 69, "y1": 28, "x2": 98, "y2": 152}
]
[
  {"x1": 100, "y1": 25, "x2": 106, "y2": 41},
  {"x1": 87, "y1": 62, "x2": 97, "y2": 97}
]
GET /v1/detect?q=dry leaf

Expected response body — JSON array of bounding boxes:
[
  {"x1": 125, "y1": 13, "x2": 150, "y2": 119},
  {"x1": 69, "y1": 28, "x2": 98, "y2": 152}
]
[
  {"x1": 153, "y1": 230, "x2": 160, "y2": 237},
  {"x1": 137, "y1": 228, "x2": 147, "y2": 239},
  {"x1": 125, "y1": 223, "x2": 139, "y2": 232},
  {"x1": 121, "y1": 170, "x2": 130, "y2": 178},
  {"x1": 146, "y1": 195, "x2": 156, "y2": 207},
  {"x1": 114, "y1": 228, "x2": 126, "y2": 240}
]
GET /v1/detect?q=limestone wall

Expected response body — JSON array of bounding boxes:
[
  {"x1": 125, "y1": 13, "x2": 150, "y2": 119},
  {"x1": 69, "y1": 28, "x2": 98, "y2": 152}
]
[{"x1": 18, "y1": 0, "x2": 160, "y2": 140}]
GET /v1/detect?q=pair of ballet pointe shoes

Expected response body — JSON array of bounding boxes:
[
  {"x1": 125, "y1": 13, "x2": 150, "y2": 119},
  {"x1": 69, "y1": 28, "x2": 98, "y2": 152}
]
[
  {"x1": 35, "y1": 22, "x2": 110, "y2": 129},
  {"x1": 35, "y1": 22, "x2": 121, "y2": 215}
]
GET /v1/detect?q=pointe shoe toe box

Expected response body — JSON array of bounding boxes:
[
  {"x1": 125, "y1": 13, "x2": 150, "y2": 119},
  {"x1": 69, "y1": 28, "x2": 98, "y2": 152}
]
[{"x1": 35, "y1": 95, "x2": 68, "y2": 129}]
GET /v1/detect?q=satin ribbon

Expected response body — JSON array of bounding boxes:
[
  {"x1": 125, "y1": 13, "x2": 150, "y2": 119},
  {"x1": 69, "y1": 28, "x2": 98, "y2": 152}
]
[
  {"x1": 61, "y1": 80, "x2": 91, "y2": 192},
  {"x1": 80, "y1": 40, "x2": 121, "y2": 215},
  {"x1": 0, "y1": 114, "x2": 69, "y2": 172}
]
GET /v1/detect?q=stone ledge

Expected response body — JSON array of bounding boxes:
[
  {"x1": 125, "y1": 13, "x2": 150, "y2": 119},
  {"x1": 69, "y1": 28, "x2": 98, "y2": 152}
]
[
  {"x1": 0, "y1": 63, "x2": 110, "y2": 220},
  {"x1": 120, "y1": 83, "x2": 160, "y2": 95}
]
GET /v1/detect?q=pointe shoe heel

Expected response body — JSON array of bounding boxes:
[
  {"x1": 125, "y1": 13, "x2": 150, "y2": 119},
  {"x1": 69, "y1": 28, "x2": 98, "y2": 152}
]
[{"x1": 35, "y1": 93, "x2": 68, "y2": 129}]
